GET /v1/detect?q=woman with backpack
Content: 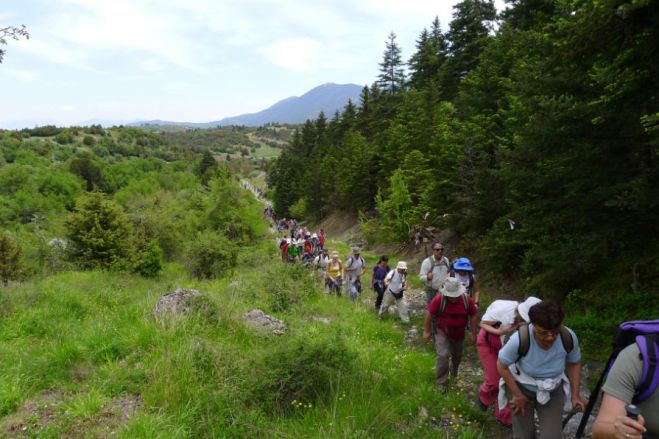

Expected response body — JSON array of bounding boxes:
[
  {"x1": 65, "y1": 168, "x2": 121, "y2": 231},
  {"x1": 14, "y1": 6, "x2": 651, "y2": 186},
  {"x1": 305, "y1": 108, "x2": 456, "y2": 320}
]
[
  {"x1": 370, "y1": 256, "x2": 391, "y2": 312},
  {"x1": 325, "y1": 251, "x2": 343, "y2": 296},
  {"x1": 451, "y1": 257, "x2": 481, "y2": 306},
  {"x1": 476, "y1": 297, "x2": 541, "y2": 426}
]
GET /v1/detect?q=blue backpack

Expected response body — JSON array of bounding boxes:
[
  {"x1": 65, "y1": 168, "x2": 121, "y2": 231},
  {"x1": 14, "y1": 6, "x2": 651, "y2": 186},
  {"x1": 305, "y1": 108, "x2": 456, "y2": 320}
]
[{"x1": 576, "y1": 319, "x2": 659, "y2": 438}]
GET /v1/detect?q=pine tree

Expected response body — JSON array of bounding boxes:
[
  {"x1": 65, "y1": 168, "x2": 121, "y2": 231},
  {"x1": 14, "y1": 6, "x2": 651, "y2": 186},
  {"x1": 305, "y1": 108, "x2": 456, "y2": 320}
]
[{"x1": 377, "y1": 32, "x2": 406, "y2": 95}]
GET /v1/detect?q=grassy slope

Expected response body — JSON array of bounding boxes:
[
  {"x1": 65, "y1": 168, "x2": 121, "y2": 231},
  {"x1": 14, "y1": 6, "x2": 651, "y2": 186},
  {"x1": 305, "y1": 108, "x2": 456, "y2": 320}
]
[{"x1": 0, "y1": 241, "x2": 505, "y2": 438}]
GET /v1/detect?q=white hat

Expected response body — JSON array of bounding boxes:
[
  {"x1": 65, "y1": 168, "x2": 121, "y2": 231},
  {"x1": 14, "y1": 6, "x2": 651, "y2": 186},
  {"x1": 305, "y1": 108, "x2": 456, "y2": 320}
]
[
  {"x1": 396, "y1": 261, "x2": 407, "y2": 270},
  {"x1": 440, "y1": 277, "x2": 466, "y2": 298},
  {"x1": 312, "y1": 233, "x2": 318, "y2": 239},
  {"x1": 517, "y1": 297, "x2": 541, "y2": 322}
]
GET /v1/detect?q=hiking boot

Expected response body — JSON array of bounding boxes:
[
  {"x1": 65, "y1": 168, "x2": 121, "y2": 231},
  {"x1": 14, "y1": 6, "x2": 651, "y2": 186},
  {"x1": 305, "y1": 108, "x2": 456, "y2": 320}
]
[{"x1": 477, "y1": 399, "x2": 488, "y2": 412}]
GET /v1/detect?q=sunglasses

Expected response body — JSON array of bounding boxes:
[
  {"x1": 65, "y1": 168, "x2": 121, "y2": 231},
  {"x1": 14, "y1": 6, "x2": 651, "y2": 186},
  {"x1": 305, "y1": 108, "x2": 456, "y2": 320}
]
[
  {"x1": 533, "y1": 327, "x2": 560, "y2": 339},
  {"x1": 433, "y1": 248, "x2": 444, "y2": 251}
]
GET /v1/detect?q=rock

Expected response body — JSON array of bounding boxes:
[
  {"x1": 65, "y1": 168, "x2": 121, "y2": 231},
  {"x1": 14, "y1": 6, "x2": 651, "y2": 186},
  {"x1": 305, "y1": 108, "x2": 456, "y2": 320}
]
[
  {"x1": 418, "y1": 405, "x2": 429, "y2": 421},
  {"x1": 405, "y1": 326, "x2": 420, "y2": 346},
  {"x1": 563, "y1": 412, "x2": 595, "y2": 438},
  {"x1": 152, "y1": 288, "x2": 216, "y2": 321},
  {"x1": 310, "y1": 316, "x2": 331, "y2": 325},
  {"x1": 405, "y1": 289, "x2": 427, "y2": 316},
  {"x1": 243, "y1": 309, "x2": 287, "y2": 335}
]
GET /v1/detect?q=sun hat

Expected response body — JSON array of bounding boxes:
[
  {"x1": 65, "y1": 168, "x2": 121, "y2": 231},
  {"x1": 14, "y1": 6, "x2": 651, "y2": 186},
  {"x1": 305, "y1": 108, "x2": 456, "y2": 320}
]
[
  {"x1": 352, "y1": 247, "x2": 361, "y2": 255},
  {"x1": 331, "y1": 251, "x2": 339, "y2": 258},
  {"x1": 312, "y1": 233, "x2": 318, "y2": 239},
  {"x1": 396, "y1": 261, "x2": 408, "y2": 270},
  {"x1": 453, "y1": 257, "x2": 473, "y2": 271},
  {"x1": 517, "y1": 297, "x2": 542, "y2": 322},
  {"x1": 440, "y1": 277, "x2": 466, "y2": 298}
]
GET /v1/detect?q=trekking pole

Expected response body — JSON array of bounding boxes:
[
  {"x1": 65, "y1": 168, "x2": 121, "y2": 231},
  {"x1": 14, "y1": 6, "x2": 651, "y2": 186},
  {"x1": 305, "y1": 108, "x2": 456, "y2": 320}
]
[{"x1": 575, "y1": 355, "x2": 614, "y2": 438}]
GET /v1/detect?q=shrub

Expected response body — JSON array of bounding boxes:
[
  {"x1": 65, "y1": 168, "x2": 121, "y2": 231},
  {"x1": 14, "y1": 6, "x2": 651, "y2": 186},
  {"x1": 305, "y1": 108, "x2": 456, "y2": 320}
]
[
  {"x1": 135, "y1": 241, "x2": 163, "y2": 278},
  {"x1": 0, "y1": 233, "x2": 24, "y2": 286},
  {"x1": 185, "y1": 231, "x2": 237, "y2": 279},
  {"x1": 82, "y1": 135, "x2": 96, "y2": 146},
  {"x1": 255, "y1": 335, "x2": 355, "y2": 414},
  {"x1": 64, "y1": 192, "x2": 135, "y2": 270}
]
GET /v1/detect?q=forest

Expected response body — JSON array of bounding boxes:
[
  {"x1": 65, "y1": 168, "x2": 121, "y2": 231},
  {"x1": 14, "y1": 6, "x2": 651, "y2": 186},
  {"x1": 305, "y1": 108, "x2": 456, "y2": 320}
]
[{"x1": 267, "y1": 0, "x2": 658, "y2": 317}]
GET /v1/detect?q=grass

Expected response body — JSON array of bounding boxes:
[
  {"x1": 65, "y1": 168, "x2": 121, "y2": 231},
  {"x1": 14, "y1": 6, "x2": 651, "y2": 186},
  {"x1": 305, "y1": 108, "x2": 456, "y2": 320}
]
[{"x1": 0, "y1": 242, "x2": 505, "y2": 438}]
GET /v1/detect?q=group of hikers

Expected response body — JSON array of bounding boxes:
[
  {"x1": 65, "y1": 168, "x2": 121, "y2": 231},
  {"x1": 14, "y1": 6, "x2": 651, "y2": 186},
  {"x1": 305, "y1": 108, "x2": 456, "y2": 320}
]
[{"x1": 274, "y1": 234, "x2": 658, "y2": 438}]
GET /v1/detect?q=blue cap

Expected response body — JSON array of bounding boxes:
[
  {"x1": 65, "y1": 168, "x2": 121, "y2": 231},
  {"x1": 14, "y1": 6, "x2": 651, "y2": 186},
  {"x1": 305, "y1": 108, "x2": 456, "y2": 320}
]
[{"x1": 453, "y1": 257, "x2": 473, "y2": 271}]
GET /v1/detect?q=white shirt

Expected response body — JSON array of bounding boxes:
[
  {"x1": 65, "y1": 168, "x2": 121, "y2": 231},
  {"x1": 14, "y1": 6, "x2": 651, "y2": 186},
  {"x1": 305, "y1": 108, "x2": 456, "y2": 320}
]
[
  {"x1": 385, "y1": 270, "x2": 406, "y2": 294},
  {"x1": 481, "y1": 300, "x2": 519, "y2": 326}
]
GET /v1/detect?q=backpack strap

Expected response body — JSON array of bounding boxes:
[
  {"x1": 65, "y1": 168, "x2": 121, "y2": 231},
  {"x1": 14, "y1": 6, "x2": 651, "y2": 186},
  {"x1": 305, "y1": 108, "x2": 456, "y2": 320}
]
[
  {"x1": 634, "y1": 334, "x2": 659, "y2": 403},
  {"x1": 559, "y1": 326, "x2": 574, "y2": 354},
  {"x1": 437, "y1": 293, "x2": 468, "y2": 317},
  {"x1": 517, "y1": 323, "x2": 531, "y2": 360}
]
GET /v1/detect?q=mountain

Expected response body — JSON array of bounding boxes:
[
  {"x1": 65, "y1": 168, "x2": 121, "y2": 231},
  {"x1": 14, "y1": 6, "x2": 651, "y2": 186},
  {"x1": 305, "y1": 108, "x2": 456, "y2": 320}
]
[
  {"x1": 211, "y1": 83, "x2": 363, "y2": 127},
  {"x1": 129, "y1": 83, "x2": 363, "y2": 129}
]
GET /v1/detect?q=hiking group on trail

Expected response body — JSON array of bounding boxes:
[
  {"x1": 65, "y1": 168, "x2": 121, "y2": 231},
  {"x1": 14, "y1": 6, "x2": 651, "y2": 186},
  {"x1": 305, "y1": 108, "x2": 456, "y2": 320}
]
[{"x1": 266, "y1": 209, "x2": 657, "y2": 438}]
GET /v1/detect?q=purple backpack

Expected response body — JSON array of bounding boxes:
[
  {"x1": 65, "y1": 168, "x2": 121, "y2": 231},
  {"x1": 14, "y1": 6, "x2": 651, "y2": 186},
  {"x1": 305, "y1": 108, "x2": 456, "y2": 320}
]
[{"x1": 576, "y1": 319, "x2": 659, "y2": 438}]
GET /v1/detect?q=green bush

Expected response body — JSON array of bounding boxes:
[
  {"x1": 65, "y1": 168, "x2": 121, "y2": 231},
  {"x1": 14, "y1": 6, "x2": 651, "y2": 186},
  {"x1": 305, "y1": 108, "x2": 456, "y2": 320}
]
[
  {"x1": 134, "y1": 241, "x2": 163, "y2": 278},
  {"x1": 65, "y1": 192, "x2": 136, "y2": 270},
  {"x1": 0, "y1": 232, "x2": 24, "y2": 286},
  {"x1": 254, "y1": 335, "x2": 355, "y2": 414},
  {"x1": 82, "y1": 135, "x2": 96, "y2": 146},
  {"x1": 185, "y1": 231, "x2": 237, "y2": 279}
]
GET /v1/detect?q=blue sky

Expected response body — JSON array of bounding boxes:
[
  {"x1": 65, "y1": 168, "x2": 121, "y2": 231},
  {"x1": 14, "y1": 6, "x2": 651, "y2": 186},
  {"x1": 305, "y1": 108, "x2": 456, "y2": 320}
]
[{"x1": 1, "y1": 0, "x2": 504, "y2": 128}]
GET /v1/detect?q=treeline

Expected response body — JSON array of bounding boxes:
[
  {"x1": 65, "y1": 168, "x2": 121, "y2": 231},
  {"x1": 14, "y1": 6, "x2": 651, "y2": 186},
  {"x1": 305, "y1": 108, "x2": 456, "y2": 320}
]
[
  {"x1": 0, "y1": 126, "x2": 266, "y2": 283},
  {"x1": 267, "y1": 0, "x2": 659, "y2": 299}
]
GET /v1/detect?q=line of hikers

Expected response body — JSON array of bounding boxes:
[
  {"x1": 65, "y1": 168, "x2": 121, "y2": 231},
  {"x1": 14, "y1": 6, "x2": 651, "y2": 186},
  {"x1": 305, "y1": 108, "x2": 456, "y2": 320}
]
[{"x1": 277, "y1": 237, "x2": 658, "y2": 439}]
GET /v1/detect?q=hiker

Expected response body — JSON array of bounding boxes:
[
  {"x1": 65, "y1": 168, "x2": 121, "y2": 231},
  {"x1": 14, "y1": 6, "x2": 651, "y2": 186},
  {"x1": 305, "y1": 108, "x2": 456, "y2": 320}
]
[
  {"x1": 423, "y1": 277, "x2": 478, "y2": 392},
  {"x1": 344, "y1": 247, "x2": 366, "y2": 301},
  {"x1": 286, "y1": 239, "x2": 299, "y2": 263},
  {"x1": 325, "y1": 251, "x2": 343, "y2": 295},
  {"x1": 371, "y1": 256, "x2": 391, "y2": 312},
  {"x1": 592, "y1": 337, "x2": 659, "y2": 438},
  {"x1": 476, "y1": 297, "x2": 542, "y2": 427},
  {"x1": 302, "y1": 238, "x2": 314, "y2": 265},
  {"x1": 378, "y1": 261, "x2": 410, "y2": 323},
  {"x1": 281, "y1": 238, "x2": 290, "y2": 262},
  {"x1": 420, "y1": 242, "x2": 451, "y2": 304},
  {"x1": 313, "y1": 248, "x2": 330, "y2": 286},
  {"x1": 318, "y1": 228, "x2": 326, "y2": 250},
  {"x1": 497, "y1": 299, "x2": 586, "y2": 438},
  {"x1": 450, "y1": 257, "x2": 481, "y2": 306}
]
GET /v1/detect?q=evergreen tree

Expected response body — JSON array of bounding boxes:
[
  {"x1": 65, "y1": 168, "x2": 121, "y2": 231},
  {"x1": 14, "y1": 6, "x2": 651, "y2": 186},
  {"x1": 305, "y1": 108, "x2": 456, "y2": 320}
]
[
  {"x1": 440, "y1": 0, "x2": 497, "y2": 100},
  {"x1": 377, "y1": 32, "x2": 406, "y2": 95}
]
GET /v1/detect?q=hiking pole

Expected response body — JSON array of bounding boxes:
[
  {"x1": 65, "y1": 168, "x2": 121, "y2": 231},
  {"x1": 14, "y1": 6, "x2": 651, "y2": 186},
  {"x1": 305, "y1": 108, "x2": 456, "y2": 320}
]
[{"x1": 575, "y1": 355, "x2": 614, "y2": 438}]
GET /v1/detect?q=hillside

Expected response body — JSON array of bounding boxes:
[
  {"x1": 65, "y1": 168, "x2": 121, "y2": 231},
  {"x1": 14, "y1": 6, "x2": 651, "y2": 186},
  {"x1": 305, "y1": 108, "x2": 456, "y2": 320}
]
[{"x1": 0, "y1": 126, "x2": 507, "y2": 438}]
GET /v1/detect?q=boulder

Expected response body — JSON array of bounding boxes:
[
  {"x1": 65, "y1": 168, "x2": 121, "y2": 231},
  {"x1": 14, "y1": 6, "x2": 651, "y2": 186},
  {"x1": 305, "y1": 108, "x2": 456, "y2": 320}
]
[
  {"x1": 243, "y1": 309, "x2": 287, "y2": 335},
  {"x1": 152, "y1": 288, "x2": 216, "y2": 321}
]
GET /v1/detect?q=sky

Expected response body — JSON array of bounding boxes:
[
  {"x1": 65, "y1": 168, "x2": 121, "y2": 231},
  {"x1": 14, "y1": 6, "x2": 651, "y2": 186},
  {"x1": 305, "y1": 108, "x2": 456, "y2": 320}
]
[{"x1": 1, "y1": 0, "x2": 505, "y2": 128}]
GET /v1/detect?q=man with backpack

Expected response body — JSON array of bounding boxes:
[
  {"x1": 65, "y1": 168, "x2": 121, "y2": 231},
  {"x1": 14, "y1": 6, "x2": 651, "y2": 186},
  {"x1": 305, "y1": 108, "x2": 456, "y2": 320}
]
[
  {"x1": 378, "y1": 260, "x2": 410, "y2": 323},
  {"x1": 497, "y1": 299, "x2": 586, "y2": 438},
  {"x1": 423, "y1": 277, "x2": 478, "y2": 392},
  {"x1": 420, "y1": 242, "x2": 451, "y2": 305},
  {"x1": 344, "y1": 247, "x2": 366, "y2": 301},
  {"x1": 591, "y1": 320, "x2": 659, "y2": 439}
]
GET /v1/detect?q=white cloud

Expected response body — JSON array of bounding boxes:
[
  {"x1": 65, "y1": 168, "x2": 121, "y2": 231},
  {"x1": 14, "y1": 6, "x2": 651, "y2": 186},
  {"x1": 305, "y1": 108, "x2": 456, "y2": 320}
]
[
  {"x1": 259, "y1": 38, "x2": 322, "y2": 72},
  {"x1": 61, "y1": 105, "x2": 75, "y2": 112},
  {"x1": 3, "y1": 67, "x2": 41, "y2": 83}
]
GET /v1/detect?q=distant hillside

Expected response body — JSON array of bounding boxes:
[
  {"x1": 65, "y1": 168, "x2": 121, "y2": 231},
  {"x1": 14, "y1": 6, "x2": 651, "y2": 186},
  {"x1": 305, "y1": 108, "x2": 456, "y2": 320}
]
[
  {"x1": 130, "y1": 83, "x2": 363, "y2": 129},
  {"x1": 212, "y1": 83, "x2": 362, "y2": 126}
]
